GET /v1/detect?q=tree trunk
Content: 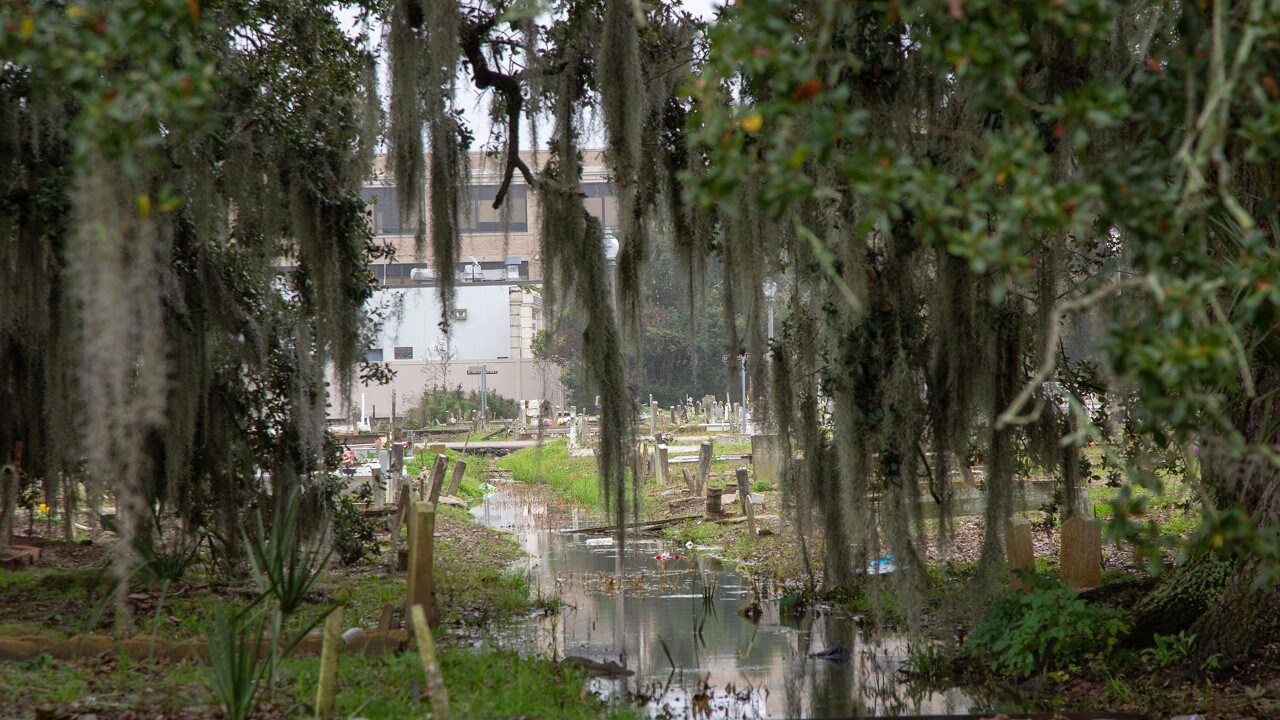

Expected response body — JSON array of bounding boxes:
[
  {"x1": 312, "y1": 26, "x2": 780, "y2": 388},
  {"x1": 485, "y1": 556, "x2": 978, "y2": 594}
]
[
  {"x1": 1182, "y1": 371, "x2": 1280, "y2": 664},
  {"x1": 1191, "y1": 557, "x2": 1280, "y2": 666},
  {"x1": 1127, "y1": 552, "x2": 1230, "y2": 648}
]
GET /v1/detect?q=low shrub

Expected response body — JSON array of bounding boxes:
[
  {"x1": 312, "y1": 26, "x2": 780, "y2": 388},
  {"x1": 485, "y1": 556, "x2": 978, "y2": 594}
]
[{"x1": 966, "y1": 576, "x2": 1128, "y2": 677}]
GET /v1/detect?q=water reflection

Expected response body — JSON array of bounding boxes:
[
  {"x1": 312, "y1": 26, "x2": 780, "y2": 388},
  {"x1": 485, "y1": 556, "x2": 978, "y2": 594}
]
[{"x1": 471, "y1": 483, "x2": 973, "y2": 718}]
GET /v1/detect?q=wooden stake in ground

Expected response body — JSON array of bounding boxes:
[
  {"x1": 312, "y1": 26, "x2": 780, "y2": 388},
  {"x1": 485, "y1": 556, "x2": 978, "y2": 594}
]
[
  {"x1": 0, "y1": 465, "x2": 17, "y2": 553},
  {"x1": 1006, "y1": 517, "x2": 1035, "y2": 590},
  {"x1": 406, "y1": 501, "x2": 438, "y2": 627},
  {"x1": 426, "y1": 453, "x2": 449, "y2": 506},
  {"x1": 315, "y1": 606, "x2": 343, "y2": 718},
  {"x1": 444, "y1": 458, "x2": 467, "y2": 497},
  {"x1": 410, "y1": 604, "x2": 451, "y2": 720},
  {"x1": 1060, "y1": 515, "x2": 1102, "y2": 589},
  {"x1": 388, "y1": 480, "x2": 411, "y2": 572},
  {"x1": 735, "y1": 467, "x2": 758, "y2": 539},
  {"x1": 696, "y1": 442, "x2": 713, "y2": 496}
]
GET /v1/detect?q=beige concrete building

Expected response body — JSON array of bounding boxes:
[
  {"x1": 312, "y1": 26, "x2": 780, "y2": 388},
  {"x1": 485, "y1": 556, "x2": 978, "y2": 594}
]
[
  {"x1": 328, "y1": 151, "x2": 614, "y2": 425},
  {"x1": 363, "y1": 150, "x2": 616, "y2": 283}
]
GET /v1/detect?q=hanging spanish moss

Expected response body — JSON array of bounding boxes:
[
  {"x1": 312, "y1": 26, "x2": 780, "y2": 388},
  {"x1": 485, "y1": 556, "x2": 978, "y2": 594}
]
[
  {"x1": 539, "y1": 49, "x2": 635, "y2": 535},
  {"x1": 598, "y1": 0, "x2": 647, "y2": 329},
  {"x1": 388, "y1": 0, "x2": 427, "y2": 254},
  {"x1": 65, "y1": 157, "x2": 170, "y2": 615}
]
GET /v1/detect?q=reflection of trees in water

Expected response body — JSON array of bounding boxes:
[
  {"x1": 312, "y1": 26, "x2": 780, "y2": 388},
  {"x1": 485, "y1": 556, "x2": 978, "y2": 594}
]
[
  {"x1": 477, "y1": 490, "x2": 963, "y2": 718},
  {"x1": 809, "y1": 615, "x2": 863, "y2": 719}
]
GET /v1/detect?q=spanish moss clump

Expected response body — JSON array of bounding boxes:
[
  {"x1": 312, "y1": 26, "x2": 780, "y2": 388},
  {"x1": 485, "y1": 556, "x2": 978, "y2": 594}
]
[
  {"x1": 65, "y1": 157, "x2": 169, "y2": 611},
  {"x1": 388, "y1": 0, "x2": 427, "y2": 252},
  {"x1": 424, "y1": 0, "x2": 467, "y2": 330},
  {"x1": 539, "y1": 52, "x2": 634, "y2": 536},
  {"x1": 598, "y1": 0, "x2": 647, "y2": 330}
]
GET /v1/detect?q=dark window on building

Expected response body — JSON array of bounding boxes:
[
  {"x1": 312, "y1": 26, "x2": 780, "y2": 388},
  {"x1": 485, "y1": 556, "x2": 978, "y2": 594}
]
[
  {"x1": 363, "y1": 186, "x2": 413, "y2": 235},
  {"x1": 462, "y1": 184, "x2": 528, "y2": 233},
  {"x1": 366, "y1": 348, "x2": 384, "y2": 362},
  {"x1": 369, "y1": 263, "x2": 423, "y2": 285},
  {"x1": 581, "y1": 182, "x2": 618, "y2": 230},
  {"x1": 394, "y1": 346, "x2": 414, "y2": 360}
]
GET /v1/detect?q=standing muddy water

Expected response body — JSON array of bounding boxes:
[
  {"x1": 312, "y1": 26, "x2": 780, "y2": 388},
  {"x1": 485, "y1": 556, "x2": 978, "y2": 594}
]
[{"x1": 471, "y1": 480, "x2": 976, "y2": 718}]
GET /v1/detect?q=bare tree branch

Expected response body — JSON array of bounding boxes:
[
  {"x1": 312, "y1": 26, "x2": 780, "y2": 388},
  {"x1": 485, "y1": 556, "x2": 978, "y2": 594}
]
[{"x1": 461, "y1": 14, "x2": 536, "y2": 210}]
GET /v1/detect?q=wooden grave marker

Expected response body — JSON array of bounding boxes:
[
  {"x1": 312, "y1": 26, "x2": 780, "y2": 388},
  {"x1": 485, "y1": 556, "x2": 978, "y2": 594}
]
[{"x1": 406, "y1": 502, "x2": 438, "y2": 627}]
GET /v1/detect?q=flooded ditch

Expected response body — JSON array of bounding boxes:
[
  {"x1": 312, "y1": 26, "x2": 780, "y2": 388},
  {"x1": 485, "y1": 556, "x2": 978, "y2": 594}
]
[{"x1": 468, "y1": 479, "x2": 978, "y2": 719}]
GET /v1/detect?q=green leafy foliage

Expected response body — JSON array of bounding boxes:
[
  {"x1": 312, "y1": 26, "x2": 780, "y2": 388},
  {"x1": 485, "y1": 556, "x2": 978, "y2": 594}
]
[
  {"x1": 322, "y1": 476, "x2": 382, "y2": 566},
  {"x1": 1141, "y1": 631, "x2": 1196, "y2": 669},
  {"x1": 966, "y1": 577, "x2": 1128, "y2": 677},
  {"x1": 407, "y1": 386, "x2": 520, "y2": 427}
]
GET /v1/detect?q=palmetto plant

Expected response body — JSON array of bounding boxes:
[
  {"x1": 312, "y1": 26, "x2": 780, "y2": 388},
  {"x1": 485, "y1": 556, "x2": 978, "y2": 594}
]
[
  {"x1": 204, "y1": 601, "x2": 270, "y2": 720},
  {"x1": 241, "y1": 488, "x2": 335, "y2": 683},
  {"x1": 242, "y1": 488, "x2": 333, "y2": 617}
]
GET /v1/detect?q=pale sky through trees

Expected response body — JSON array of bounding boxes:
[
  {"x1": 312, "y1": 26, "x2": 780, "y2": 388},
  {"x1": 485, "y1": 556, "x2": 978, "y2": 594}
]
[{"x1": 339, "y1": 0, "x2": 722, "y2": 154}]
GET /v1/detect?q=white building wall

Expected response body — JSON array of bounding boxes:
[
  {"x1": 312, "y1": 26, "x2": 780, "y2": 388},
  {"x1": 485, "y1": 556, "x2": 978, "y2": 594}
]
[
  {"x1": 328, "y1": 281, "x2": 565, "y2": 423},
  {"x1": 372, "y1": 283, "x2": 517, "y2": 362}
]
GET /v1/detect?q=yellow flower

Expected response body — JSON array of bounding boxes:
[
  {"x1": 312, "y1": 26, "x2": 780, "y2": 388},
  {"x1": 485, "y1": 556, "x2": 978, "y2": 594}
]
[
  {"x1": 38, "y1": 503, "x2": 48, "y2": 514},
  {"x1": 739, "y1": 114, "x2": 764, "y2": 133}
]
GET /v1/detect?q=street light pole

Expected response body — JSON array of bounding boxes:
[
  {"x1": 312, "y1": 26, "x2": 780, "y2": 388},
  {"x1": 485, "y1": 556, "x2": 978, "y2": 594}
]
[
  {"x1": 763, "y1": 278, "x2": 777, "y2": 349},
  {"x1": 602, "y1": 226, "x2": 619, "y2": 311}
]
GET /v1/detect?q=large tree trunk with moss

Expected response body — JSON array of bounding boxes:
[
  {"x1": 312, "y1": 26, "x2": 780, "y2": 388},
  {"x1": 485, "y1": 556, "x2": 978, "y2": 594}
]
[
  {"x1": 1126, "y1": 553, "x2": 1231, "y2": 648},
  {"x1": 1184, "y1": 372, "x2": 1280, "y2": 664},
  {"x1": 1191, "y1": 558, "x2": 1280, "y2": 665}
]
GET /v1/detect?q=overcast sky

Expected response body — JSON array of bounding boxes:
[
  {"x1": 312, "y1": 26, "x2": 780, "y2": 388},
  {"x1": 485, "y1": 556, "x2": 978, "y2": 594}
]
[{"x1": 341, "y1": 0, "x2": 724, "y2": 157}]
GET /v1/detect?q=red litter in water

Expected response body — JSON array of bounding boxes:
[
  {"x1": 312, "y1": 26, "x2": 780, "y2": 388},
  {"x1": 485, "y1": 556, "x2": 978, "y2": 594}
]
[{"x1": 654, "y1": 553, "x2": 683, "y2": 561}]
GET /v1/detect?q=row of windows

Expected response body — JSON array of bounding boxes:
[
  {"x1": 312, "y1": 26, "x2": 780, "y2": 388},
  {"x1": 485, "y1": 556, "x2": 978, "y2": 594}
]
[
  {"x1": 367, "y1": 261, "x2": 528, "y2": 283},
  {"x1": 366, "y1": 347, "x2": 414, "y2": 362},
  {"x1": 363, "y1": 182, "x2": 618, "y2": 236}
]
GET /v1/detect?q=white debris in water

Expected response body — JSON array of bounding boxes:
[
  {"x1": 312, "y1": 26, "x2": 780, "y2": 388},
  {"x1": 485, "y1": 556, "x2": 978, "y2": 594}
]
[{"x1": 584, "y1": 537, "x2": 614, "y2": 546}]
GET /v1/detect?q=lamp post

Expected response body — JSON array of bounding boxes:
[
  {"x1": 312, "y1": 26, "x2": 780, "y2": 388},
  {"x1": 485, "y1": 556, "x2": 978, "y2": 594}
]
[
  {"x1": 763, "y1": 278, "x2": 777, "y2": 346},
  {"x1": 602, "y1": 226, "x2": 620, "y2": 310},
  {"x1": 601, "y1": 228, "x2": 624, "y2": 669}
]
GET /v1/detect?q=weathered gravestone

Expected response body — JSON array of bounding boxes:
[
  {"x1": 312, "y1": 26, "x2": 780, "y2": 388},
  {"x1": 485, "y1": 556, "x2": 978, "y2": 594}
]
[
  {"x1": 705, "y1": 486, "x2": 723, "y2": 518},
  {"x1": 696, "y1": 441, "x2": 713, "y2": 495},
  {"x1": 444, "y1": 458, "x2": 467, "y2": 497},
  {"x1": 1006, "y1": 517, "x2": 1035, "y2": 589},
  {"x1": 656, "y1": 444, "x2": 671, "y2": 484},
  {"x1": 750, "y1": 434, "x2": 782, "y2": 487},
  {"x1": 1060, "y1": 515, "x2": 1102, "y2": 589}
]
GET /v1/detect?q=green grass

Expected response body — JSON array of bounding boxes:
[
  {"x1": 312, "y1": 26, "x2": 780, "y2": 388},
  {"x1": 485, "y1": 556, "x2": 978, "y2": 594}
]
[
  {"x1": 0, "y1": 654, "x2": 213, "y2": 717},
  {"x1": 0, "y1": 645, "x2": 633, "y2": 720},
  {"x1": 1085, "y1": 477, "x2": 1201, "y2": 539},
  {"x1": 499, "y1": 440, "x2": 601, "y2": 507},
  {"x1": 283, "y1": 647, "x2": 634, "y2": 719},
  {"x1": 664, "y1": 519, "x2": 731, "y2": 547}
]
